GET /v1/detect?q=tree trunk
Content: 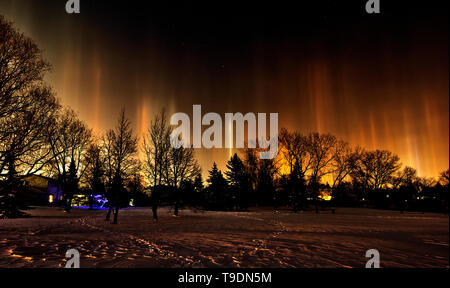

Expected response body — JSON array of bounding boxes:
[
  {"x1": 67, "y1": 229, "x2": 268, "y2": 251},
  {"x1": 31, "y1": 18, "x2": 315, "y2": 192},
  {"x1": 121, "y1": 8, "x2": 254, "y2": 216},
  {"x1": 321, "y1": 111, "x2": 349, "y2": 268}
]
[
  {"x1": 174, "y1": 200, "x2": 179, "y2": 216},
  {"x1": 331, "y1": 189, "x2": 336, "y2": 214},
  {"x1": 152, "y1": 204, "x2": 158, "y2": 220},
  {"x1": 152, "y1": 186, "x2": 159, "y2": 219},
  {"x1": 64, "y1": 195, "x2": 73, "y2": 212},
  {"x1": 106, "y1": 206, "x2": 112, "y2": 221},
  {"x1": 113, "y1": 206, "x2": 119, "y2": 224}
]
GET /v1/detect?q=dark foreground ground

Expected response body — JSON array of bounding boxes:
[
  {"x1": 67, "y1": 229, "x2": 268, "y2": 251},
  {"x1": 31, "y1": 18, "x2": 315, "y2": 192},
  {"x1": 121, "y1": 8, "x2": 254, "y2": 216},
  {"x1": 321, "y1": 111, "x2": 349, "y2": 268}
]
[{"x1": 0, "y1": 207, "x2": 448, "y2": 268}]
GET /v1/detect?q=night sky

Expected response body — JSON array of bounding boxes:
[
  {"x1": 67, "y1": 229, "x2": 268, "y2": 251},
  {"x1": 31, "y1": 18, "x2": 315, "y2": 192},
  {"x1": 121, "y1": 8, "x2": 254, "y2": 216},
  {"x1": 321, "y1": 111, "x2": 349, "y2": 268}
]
[{"x1": 0, "y1": 0, "x2": 448, "y2": 177}]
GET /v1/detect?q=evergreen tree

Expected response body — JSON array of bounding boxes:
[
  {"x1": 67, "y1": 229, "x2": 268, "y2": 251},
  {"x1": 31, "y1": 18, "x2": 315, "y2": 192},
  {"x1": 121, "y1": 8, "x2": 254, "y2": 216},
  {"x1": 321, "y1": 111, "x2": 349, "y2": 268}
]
[
  {"x1": 193, "y1": 174, "x2": 204, "y2": 193},
  {"x1": 257, "y1": 159, "x2": 277, "y2": 206},
  {"x1": 206, "y1": 163, "x2": 229, "y2": 210},
  {"x1": 225, "y1": 154, "x2": 249, "y2": 211}
]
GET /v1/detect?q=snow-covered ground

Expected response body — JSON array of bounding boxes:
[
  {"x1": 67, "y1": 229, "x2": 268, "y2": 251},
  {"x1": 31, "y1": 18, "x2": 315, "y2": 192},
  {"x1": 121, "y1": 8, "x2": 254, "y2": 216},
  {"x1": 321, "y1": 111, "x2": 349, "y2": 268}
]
[{"x1": 0, "y1": 207, "x2": 448, "y2": 268}]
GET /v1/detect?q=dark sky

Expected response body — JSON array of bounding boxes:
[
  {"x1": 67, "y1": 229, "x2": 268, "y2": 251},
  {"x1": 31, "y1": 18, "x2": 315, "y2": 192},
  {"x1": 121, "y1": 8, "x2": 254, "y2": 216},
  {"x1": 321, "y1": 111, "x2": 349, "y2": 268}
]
[{"x1": 0, "y1": 0, "x2": 448, "y2": 177}]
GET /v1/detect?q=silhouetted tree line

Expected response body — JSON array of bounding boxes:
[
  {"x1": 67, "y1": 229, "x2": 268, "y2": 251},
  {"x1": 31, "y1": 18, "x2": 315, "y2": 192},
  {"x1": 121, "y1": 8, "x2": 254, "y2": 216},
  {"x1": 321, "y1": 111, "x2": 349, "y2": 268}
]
[
  {"x1": 186, "y1": 129, "x2": 448, "y2": 215},
  {"x1": 1, "y1": 15, "x2": 448, "y2": 221}
]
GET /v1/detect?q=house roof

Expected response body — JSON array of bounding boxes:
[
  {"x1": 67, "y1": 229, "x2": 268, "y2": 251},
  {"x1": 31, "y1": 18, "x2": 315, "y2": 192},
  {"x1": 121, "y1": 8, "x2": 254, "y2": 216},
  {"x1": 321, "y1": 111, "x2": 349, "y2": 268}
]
[{"x1": 22, "y1": 174, "x2": 56, "y2": 182}]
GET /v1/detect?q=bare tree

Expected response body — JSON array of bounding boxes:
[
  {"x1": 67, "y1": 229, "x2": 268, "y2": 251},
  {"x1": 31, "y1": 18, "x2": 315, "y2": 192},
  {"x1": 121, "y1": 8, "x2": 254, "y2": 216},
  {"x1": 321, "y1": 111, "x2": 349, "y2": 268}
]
[
  {"x1": 352, "y1": 149, "x2": 401, "y2": 193},
  {"x1": 0, "y1": 16, "x2": 59, "y2": 217},
  {"x1": 308, "y1": 133, "x2": 337, "y2": 182},
  {"x1": 392, "y1": 166, "x2": 418, "y2": 189},
  {"x1": 280, "y1": 129, "x2": 316, "y2": 211},
  {"x1": 102, "y1": 130, "x2": 116, "y2": 193},
  {"x1": 279, "y1": 128, "x2": 299, "y2": 175},
  {"x1": 308, "y1": 132, "x2": 337, "y2": 213},
  {"x1": 279, "y1": 128, "x2": 312, "y2": 176},
  {"x1": 143, "y1": 109, "x2": 172, "y2": 186},
  {"x1": 327, "y1": 142, "x2": 361, "y2": 213},
  {"x1": 166, "y1": 144, "x2": 200, "y2": 216},
  {"x1": 104, "y1": 109, "x2": 137, "y2": 224},
  {"x1": 143, "y1": 109, "x2": 172, "y2": 219},
  {"x1": 391, "y1": 166, "x2": 419, "y2": 213},
  {"x1": 417, "y1": 177, "x2": 437, "y2": 189},
  {"x1": 83, "y1": 142, "x2": 106, "y2": 208},
  {"x1": 0, "y1": 16, "x2": 50, "y2": 121},
  {"x1": 46, "y1": 109, "x2": 92, "y2": 212},
  {"x1": 1, "y1": 87, "x2": 59, "y2": 178},
  {"x1": 439, "y1": 169, "x2": 449, "y2": 187},
  {"x1": 330, "y1": 142, "x2": 362, "y2": 189}
]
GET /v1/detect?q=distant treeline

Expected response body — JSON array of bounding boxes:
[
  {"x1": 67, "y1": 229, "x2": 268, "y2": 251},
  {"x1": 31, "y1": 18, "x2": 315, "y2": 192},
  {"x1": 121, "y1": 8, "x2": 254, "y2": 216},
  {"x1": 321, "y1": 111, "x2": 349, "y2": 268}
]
[
  {"x1": 1, "y1": 15, "x2": 448, "y2": 221},
  {"x1": 134, "y1": 132, "x2": 449, "y2": 215}
]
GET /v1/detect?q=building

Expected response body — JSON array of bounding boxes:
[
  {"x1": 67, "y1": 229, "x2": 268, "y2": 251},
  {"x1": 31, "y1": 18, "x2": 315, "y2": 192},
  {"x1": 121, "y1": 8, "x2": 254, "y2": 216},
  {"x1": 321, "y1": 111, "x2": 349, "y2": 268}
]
[{"x1": 21, "y1": 175, "x2": 63, "y2": 206}]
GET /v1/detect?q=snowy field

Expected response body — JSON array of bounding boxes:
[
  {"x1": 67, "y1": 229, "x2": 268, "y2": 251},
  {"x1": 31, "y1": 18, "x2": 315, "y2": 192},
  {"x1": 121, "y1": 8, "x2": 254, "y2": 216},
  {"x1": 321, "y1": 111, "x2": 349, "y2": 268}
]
[{"x1": 0, "y1": 207, "x2": 448, "y2": 268}]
